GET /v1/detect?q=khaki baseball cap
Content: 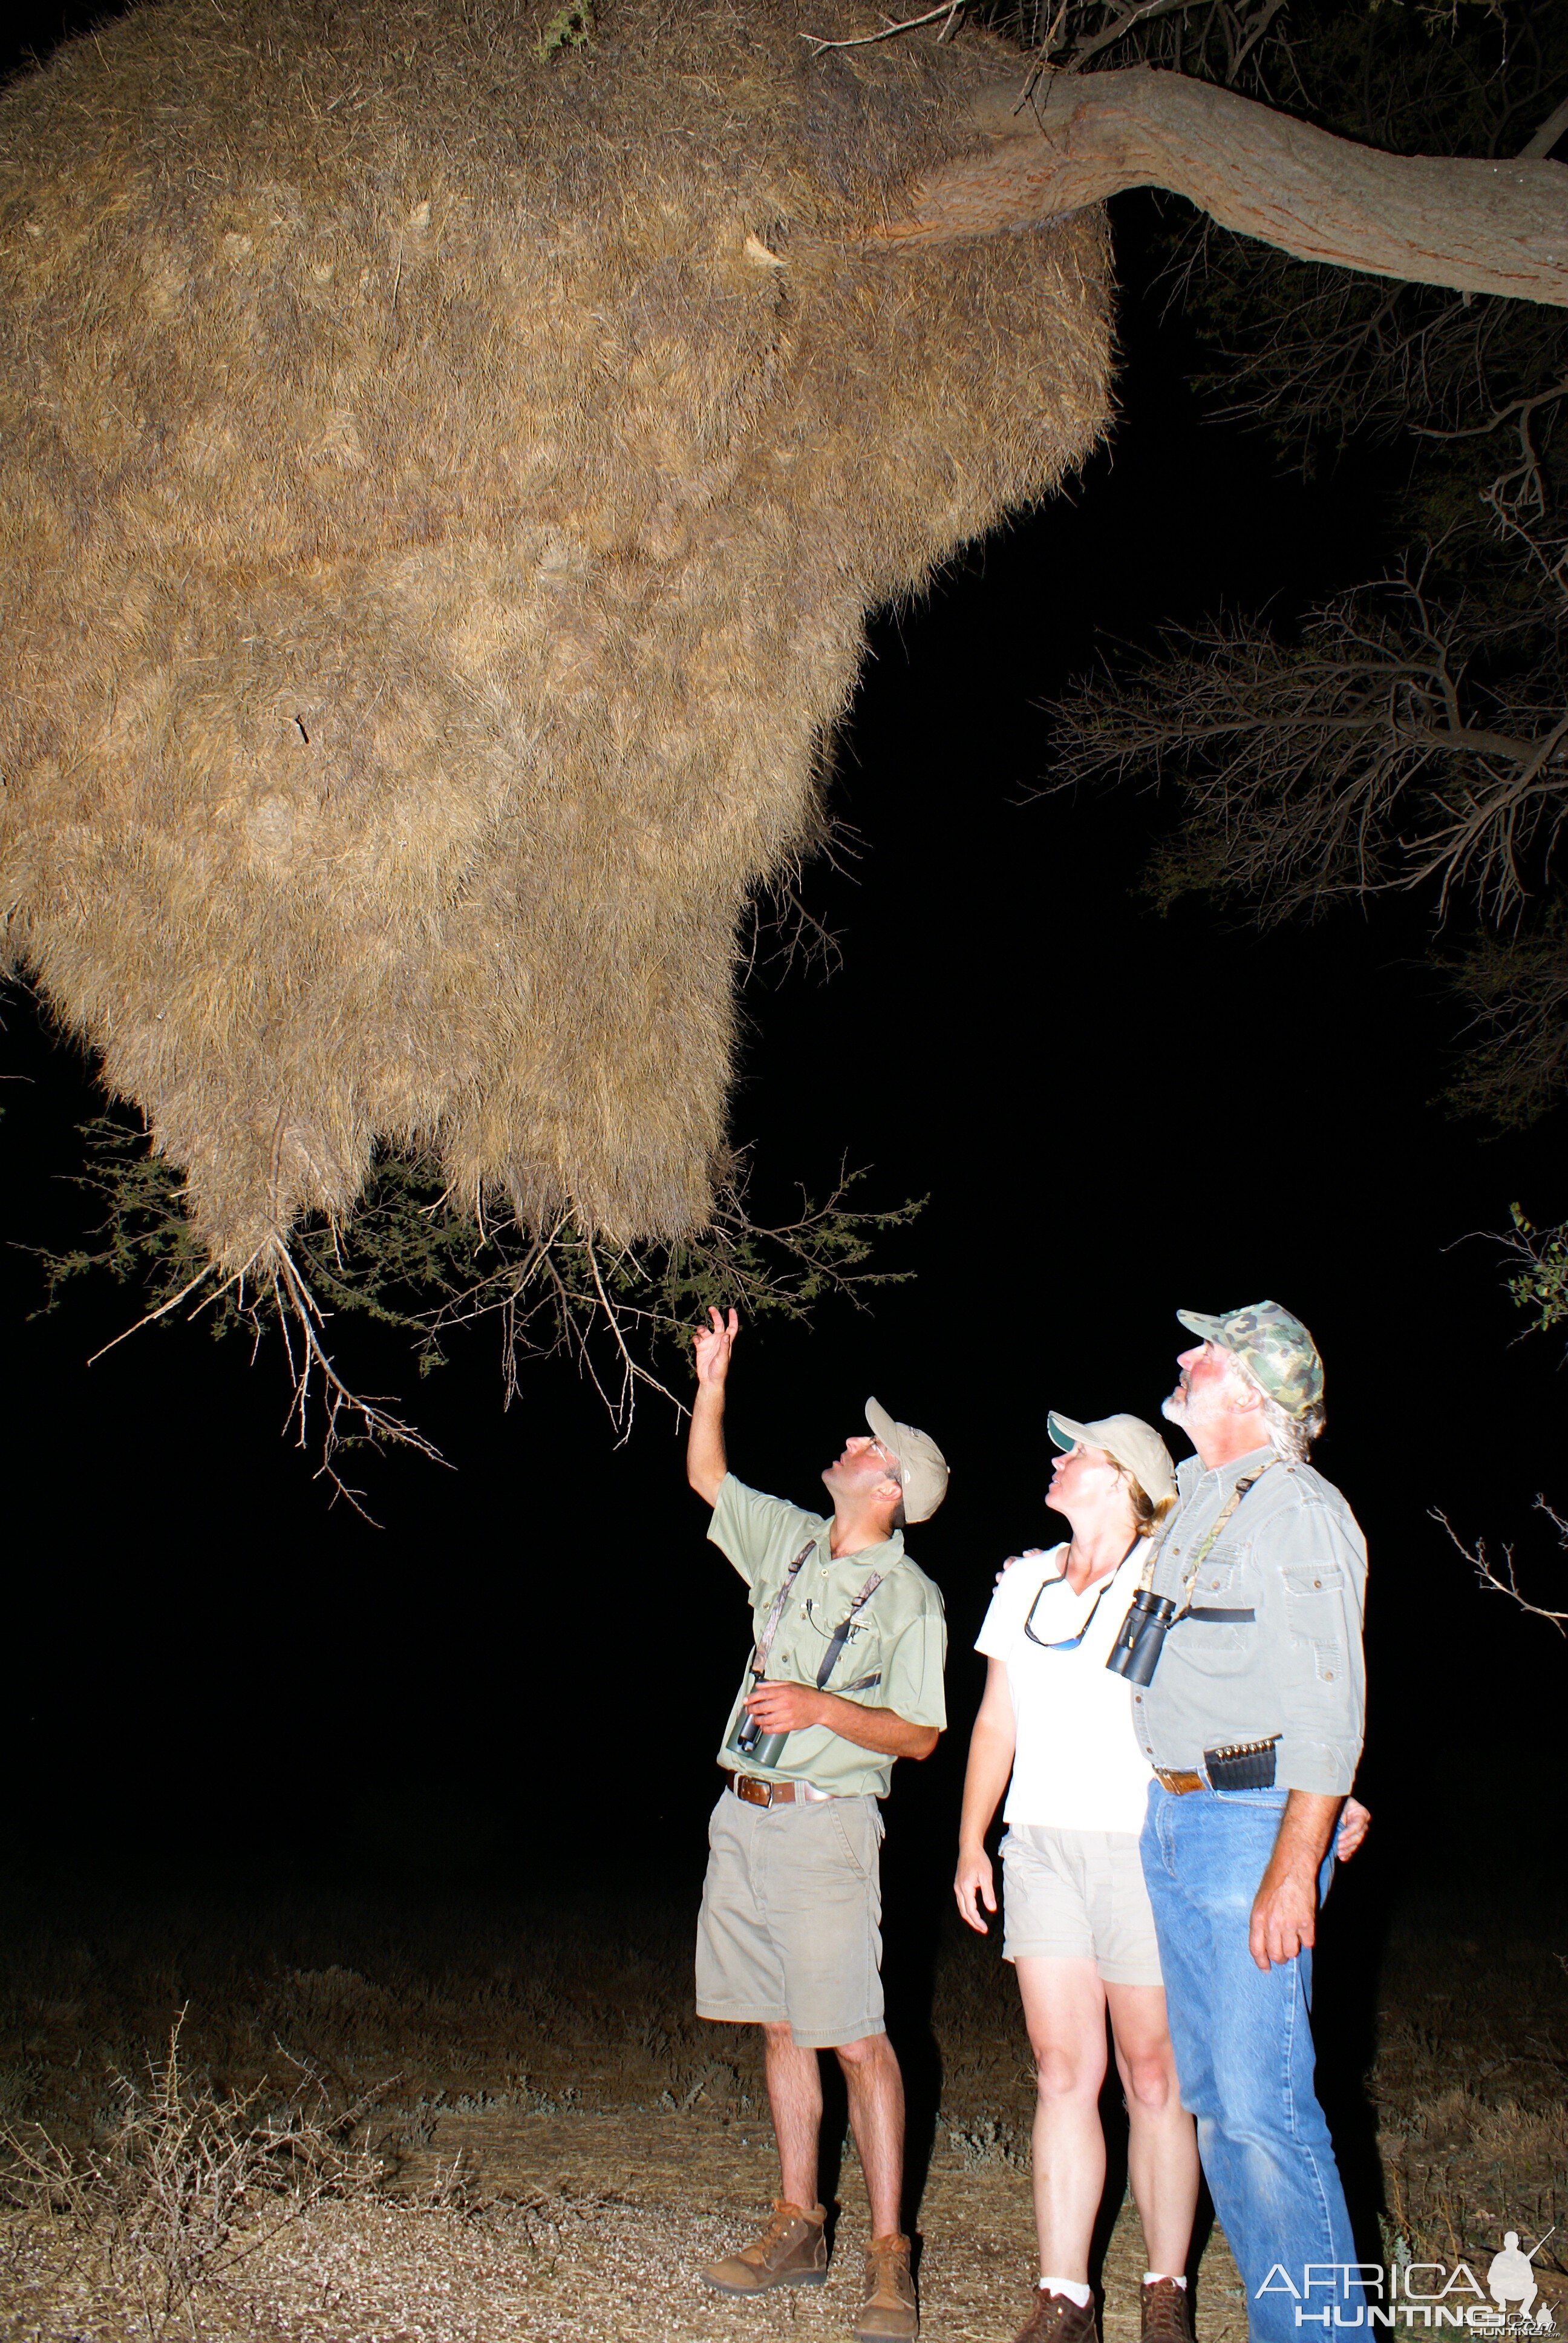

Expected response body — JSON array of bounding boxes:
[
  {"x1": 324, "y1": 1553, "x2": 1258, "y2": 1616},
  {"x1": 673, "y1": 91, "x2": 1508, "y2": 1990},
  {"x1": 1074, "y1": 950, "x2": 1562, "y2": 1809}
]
[
  {"x1": 1047, "y1": 1411, "x2": 1178, "y2": 1506},
  {"x1": 1176, "y1": 1301, "x2": 1324, "y2": 1420},
  {"x1": 865, "y1": 1398, "x2": 949, "y2": 1525}
]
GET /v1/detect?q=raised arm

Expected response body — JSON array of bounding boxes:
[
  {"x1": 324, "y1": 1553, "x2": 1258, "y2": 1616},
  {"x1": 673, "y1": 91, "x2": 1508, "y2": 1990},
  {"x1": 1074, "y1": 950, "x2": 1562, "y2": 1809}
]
[{"x1": 687, "y1": 1306, "x2": 738, "y2": 1506}]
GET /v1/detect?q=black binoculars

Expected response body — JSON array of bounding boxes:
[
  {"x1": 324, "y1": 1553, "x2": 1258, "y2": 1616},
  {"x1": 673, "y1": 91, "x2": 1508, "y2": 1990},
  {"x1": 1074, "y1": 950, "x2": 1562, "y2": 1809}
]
[{"x1": 1105, "y1": 1589, "x2": 1178, "y2": 1686}]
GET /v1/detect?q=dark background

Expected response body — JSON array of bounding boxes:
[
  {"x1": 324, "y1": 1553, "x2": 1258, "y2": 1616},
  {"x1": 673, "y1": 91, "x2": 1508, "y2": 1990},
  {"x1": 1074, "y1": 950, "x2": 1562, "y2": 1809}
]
[{"x1": 2, "y1": 7, "x2": 1564, "y2": 1933}]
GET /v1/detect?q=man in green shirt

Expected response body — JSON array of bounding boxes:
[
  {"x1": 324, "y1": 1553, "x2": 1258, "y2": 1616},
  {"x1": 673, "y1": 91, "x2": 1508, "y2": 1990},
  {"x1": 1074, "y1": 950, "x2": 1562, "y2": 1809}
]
[{"x1": 688, "y1": 1306, "x2": 949, "y2": 2343}]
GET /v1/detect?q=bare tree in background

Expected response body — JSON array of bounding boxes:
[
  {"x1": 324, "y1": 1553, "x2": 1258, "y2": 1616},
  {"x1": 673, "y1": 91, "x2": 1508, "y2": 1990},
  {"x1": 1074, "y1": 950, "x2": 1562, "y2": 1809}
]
[{"x1": 1026, "y1": 0, "x2": 1568, "y2": 1319}]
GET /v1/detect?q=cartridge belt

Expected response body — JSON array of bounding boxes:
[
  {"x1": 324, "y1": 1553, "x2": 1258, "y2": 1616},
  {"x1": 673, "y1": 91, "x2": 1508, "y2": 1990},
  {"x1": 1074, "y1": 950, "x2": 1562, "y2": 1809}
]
[
  {"x1": 723, "y1": 1771, "x2": 834, "y2": 1809},
  {"x1": 1152, "y1": 1735, "x2": 1281, "y2": 1797}
]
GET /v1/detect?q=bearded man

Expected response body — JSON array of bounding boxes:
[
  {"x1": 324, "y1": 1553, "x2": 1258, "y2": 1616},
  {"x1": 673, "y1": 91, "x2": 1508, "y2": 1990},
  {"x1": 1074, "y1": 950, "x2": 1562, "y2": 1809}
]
[{"x1": 1131, "y1": 1303, "x2": 1368, "y2": 2342}]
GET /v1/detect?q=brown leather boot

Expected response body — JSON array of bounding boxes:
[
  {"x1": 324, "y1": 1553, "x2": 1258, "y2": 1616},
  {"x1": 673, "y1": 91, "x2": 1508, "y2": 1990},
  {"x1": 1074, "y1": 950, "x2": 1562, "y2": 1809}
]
[
  {"x1": 700, "y1": 2200, "x2": 828, "y2": 2294},
  {"x1": 1140, "y1": 2280, "x2": 1195, "y2": 2343},
  {"x1": 853, "y1": 2232, "x2": 918, "y2": 2341},
  {"x1": 1014, "y1": 2289, "x2": 1101, "y2": 2343}
]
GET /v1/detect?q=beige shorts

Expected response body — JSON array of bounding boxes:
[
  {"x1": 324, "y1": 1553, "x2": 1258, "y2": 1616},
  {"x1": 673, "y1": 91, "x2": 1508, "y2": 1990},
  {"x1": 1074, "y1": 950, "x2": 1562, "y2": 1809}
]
[
  {"x1": 1001, "y1": 1823, "x2": 1165, "y2": 1988},
  {"x1": 695, "y1": 1788, "x2": 886, "y2": 2050}
]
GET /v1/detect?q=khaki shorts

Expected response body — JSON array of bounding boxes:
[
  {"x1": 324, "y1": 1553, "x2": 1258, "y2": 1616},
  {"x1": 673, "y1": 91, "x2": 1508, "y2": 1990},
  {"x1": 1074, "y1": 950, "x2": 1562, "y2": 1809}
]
[
  {"x1": 1001, "y1": 1823, "x2": 1165, "y2": 1988},
  {"x1": 695, "y1": 1788, "x2": 886, "y2": 2050}
]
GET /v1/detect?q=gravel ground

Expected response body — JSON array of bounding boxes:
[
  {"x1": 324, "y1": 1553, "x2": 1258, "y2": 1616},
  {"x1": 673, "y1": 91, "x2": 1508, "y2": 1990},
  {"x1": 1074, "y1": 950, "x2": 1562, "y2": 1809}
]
[{"x1": 0, "y1": 2100, "x2": 1250, "y2": 2343}]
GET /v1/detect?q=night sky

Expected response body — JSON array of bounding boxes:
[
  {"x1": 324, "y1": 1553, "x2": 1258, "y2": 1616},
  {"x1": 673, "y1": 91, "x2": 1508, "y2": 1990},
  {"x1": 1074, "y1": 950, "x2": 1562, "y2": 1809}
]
[{"x1": 2, "y1": 5, "x2": 1563, "y2": 1914}]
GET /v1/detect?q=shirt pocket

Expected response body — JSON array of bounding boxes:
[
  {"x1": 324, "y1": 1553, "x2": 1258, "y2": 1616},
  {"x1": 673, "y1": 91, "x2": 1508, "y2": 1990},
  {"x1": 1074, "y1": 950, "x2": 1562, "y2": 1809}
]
[
  {"x1": 796, "y1": 1601, "x2": 883, "y2": 1693},
  {"x1": 1282, "y1": 1562, "x2": 1347, "y2": 1686},
  {"x1": 1175, "y1": 1548, "x2": 1259, "y2": 1674}
]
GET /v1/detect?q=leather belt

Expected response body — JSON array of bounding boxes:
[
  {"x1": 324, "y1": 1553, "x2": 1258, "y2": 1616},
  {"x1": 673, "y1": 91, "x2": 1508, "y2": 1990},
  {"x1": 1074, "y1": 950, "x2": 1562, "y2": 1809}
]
[
  {"x1": 1152, "y1": 1768, "x2": 1206, "y2": 1795},
  {"x1": 1154, "y1": 1734, "x2": 1281, "y2": 1796},
  {"x1": 723, "y1": 1770, "x2": 829, "y2": 1809}
]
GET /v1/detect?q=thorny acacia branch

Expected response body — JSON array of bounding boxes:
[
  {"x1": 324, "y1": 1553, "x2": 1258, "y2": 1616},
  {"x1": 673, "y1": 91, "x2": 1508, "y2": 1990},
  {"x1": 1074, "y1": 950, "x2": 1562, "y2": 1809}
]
[
  {"x1": 28, "y1": 1119, "x2": 921, "y2": 1502},
  {"x1": 0, "y1": 2010, "x2": 389, "y2": 2329}
]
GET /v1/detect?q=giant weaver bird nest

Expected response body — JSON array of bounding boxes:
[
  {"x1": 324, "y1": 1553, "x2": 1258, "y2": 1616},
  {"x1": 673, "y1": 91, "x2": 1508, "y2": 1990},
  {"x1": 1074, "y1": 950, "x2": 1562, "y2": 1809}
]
[{"x1": 0, "y1": 0, "x2": 1112, "y2": 1273}]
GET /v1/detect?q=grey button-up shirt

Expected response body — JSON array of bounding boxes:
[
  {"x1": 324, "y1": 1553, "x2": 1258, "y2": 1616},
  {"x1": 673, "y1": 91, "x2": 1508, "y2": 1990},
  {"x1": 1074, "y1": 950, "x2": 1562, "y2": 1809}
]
[{"x1": 1135, "y1": 1444, "x2": 1367, "y2": 1795}]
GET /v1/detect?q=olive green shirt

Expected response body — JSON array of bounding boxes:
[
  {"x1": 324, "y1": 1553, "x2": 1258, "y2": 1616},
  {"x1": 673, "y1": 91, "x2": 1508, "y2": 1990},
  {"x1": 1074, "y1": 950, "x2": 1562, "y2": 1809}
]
[{"x1": 710, "y1": 1474, "x2": 948, "y2": 1800}]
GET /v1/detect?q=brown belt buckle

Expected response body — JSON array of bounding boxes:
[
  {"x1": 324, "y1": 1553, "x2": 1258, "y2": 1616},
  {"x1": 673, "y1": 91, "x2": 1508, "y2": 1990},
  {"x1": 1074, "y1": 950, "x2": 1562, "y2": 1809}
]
[
  {"x1": 731, "y1": 1772, "x2": 773, "y2": 1809},
  {"x1": 1154, "y1": 1767, "x2": 1204, "y2": 1795}
]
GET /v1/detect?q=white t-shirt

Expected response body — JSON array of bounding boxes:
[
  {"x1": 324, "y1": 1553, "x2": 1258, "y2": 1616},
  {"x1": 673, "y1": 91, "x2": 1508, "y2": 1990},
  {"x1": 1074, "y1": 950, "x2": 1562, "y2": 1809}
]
[{"x1": 974, "y1": 1540, "x2": 1155, "y2": 1835}]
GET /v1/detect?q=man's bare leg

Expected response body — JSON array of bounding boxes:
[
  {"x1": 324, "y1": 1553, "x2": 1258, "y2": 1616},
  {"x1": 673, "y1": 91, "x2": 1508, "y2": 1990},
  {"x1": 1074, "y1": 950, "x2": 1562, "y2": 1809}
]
[
  {"x1": 763, "y1": 2020, "x2": 823, "y2": 2207},
  {"x1": 834, "y1": 2031, "x2": 905, "y2": 2237}
]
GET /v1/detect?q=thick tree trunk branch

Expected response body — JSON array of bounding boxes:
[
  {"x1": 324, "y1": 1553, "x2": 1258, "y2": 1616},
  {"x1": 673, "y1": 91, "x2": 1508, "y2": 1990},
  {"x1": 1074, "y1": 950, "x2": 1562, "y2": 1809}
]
[{"x1": 863, "y1": 68, "x2": 1568, "y2": 307}]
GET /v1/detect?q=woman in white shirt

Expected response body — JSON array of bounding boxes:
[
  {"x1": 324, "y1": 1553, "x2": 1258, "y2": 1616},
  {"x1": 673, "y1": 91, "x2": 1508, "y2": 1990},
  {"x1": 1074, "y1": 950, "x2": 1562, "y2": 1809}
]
[{"x1": 954, "y1": 1411, "x2": 1195, "y2": 2343}]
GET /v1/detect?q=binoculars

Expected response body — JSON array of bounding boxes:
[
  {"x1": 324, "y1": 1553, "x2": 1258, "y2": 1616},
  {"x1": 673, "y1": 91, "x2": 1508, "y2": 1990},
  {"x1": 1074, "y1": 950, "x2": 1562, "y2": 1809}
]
[
  {"x1": 1105, "y1": 1589, "x2": 1178, "y2": 1686},
  {"x1": 727, "y1": 1671, "x2": 789, "y2": 1771}
]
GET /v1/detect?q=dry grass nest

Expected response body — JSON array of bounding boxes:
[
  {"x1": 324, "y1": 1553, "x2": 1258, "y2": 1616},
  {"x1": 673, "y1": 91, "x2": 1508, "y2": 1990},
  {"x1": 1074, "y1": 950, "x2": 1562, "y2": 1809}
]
[{"x1": 0, "y1": 0, "x2": 1112, "y2": 1279}]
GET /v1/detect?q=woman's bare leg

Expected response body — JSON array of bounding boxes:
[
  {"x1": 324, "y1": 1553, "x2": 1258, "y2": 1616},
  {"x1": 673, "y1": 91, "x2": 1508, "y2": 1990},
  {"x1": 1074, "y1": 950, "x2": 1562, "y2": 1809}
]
[
  {"x1": 1015, "y1": 1956, "x2": 1111, "y2": 2282},
  {"x1": 1105, "y1": 1981, "x2": 1200, "y2": 2278}
]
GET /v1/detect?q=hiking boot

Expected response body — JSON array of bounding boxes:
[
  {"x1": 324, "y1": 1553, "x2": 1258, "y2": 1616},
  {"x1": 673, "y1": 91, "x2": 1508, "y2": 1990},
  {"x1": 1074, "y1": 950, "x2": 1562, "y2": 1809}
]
[
  {"x1": 1141, "y1": 2281, "x2": 1195, "y2": 2343},
  {"x1": 1014, "y1": 2289, "x2": 1101, "y2": 2343},
  {"x1": 853, "y1": 2232, "x2": 918, "y2": 2341},
  {"x1": 700, "y1": 2200, "x2": 828, "y2": 2294}
]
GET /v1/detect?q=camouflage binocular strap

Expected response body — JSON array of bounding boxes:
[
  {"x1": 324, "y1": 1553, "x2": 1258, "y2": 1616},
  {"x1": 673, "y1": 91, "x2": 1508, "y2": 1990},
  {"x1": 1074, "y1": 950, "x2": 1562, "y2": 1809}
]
[
  {"x1": 750, "y1": 1544, "x2": 886, "y2": 1696},
  {"x1": 1135, "y1": 1458, "x2": 1278, "y2": 1606},
  {"x1": 749, "y1": 1540, "x2": 818, "y2": 1674}
]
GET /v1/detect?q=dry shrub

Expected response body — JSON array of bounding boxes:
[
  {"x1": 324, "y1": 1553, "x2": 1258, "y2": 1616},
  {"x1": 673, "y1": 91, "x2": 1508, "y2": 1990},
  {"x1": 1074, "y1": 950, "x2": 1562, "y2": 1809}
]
[
  {"x1": 0, "y1": 0, "x2": 1111, "y2": 1277},
  {"x1": 1, "y1": 2011, "x2": 385, "y2": 2337}
]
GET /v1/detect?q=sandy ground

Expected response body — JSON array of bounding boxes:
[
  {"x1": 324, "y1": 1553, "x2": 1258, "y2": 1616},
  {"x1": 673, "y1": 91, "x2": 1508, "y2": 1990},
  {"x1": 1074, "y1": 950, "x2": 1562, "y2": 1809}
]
[{"x1": 0, "y1": 2099, "x2": 1249, "y2": 2343}]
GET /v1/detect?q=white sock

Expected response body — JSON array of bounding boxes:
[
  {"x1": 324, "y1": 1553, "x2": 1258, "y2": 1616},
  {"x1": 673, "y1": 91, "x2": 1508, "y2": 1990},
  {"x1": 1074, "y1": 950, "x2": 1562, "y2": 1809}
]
[
  {"x1": 1144, "y1": 2275, "x2": 1188, "y2": 2290},
  {"x1": 1040, "y1": 2278, "x2": 1093, "y2": 2307}
]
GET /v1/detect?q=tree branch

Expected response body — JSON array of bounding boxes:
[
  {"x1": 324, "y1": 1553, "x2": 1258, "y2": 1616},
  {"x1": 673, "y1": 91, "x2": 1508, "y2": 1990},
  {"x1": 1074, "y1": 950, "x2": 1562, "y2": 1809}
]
[
  {"x1": 1433, "y1": 1498, "x2": 1568, "y2": 1633},
  {"x1": 860, "y1": 67, "x2": 1568, "y2": 308},
  {"x1": 1520, "y1": 90, "x2": 1568, "y2": 163},
  {"x1": 800, "y1": 4, "x2": 964, "y2": 55}
]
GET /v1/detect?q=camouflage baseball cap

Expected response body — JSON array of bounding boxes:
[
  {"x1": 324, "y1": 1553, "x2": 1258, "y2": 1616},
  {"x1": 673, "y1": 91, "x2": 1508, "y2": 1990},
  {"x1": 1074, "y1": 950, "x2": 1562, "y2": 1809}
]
[{"x1": 1176, "y1": 1301, "x2": 1324, "y2": 1420}]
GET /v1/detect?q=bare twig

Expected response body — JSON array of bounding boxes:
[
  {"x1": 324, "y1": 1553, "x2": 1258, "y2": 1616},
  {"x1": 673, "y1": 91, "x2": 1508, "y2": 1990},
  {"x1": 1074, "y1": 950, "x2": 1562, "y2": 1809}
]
[
  {"x1": 265, "y1": 1247, "x2": 446, "y2": 1517},
  {"x1": 1432, "y1": 1496, "x2": 1568, "y2": 1632},
  {"x1": 83, "y1": 1260, "x2": 229, "y2": 1365},
  {"x1": 800, "y1": 4, "x2": 963, "y2": 57}
]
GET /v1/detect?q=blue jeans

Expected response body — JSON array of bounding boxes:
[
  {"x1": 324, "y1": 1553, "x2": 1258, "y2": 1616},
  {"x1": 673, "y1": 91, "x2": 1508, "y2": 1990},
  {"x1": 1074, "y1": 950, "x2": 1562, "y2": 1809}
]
[{"x1": 1140, "y1": 1784, "x2": 1363, "y2": 2342}]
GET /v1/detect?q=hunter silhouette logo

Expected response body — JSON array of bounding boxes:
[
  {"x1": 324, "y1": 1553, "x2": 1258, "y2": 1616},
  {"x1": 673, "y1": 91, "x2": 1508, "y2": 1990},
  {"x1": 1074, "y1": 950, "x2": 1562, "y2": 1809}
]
[
  {"x1": 1258, "y1": 2226, "x2": 1559, "y2": 2329},
  {"x1": 1488, "y1": 2233, "x2": 1557, "y2": 2333}
]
